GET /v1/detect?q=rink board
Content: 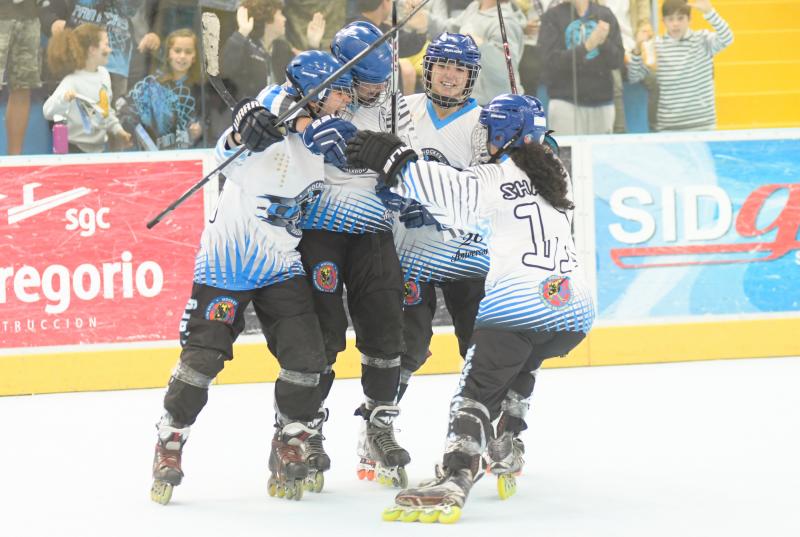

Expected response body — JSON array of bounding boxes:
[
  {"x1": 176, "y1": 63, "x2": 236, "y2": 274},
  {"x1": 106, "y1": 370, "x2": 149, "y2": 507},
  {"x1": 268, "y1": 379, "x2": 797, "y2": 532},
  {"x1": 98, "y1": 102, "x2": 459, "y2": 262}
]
[{"x1": 1, "y1": 130, "x2": 799, "y2": 395}]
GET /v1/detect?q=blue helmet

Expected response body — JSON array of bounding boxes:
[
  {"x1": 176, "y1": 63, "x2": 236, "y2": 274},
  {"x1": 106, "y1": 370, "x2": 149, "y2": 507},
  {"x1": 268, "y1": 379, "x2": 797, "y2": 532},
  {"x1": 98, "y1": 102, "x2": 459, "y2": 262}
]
[
  {"x1": 331, "y1": 21, "x2": 392, "y2": 85},
  {"x1": 285, "y1": 50, "x2": 354, "y2": 115},
  {"x1": 423, "y1": 33, "x2": 481, "y2": 108},
  {"x1": 479, "y1": 94, "x2": 548, "y2": 150}
]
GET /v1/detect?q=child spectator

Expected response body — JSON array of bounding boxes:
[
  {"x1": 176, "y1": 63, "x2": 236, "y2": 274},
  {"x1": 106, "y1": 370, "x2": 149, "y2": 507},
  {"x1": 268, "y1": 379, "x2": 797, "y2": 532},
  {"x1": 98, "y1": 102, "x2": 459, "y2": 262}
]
[
  {"x1": 0, "y1": 0, "x2": 42, "y2": 155},
  {"x1": 628, "y1": 0, "x2": 733, "y2": 131},
  {"x1": 118, "y1": 28, "x2": 202, "y2": 150},
  {"x1": 43, "y1": 23, "x2": 132, "y2": 153}
]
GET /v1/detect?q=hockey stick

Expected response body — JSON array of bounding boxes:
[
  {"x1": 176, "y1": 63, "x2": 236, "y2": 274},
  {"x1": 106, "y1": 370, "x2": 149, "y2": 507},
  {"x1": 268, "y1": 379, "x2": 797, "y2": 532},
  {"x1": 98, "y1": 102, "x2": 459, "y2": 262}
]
[
  {"x1": 390, "y1": 0, "x2": 399, "y2": 135},
  {"x1": 201, "y1": 12, "x2": 237, "y2": 109},
  {"x1": 146, "y1": 0, "x2": 432, "y2": 230},
  {"x1": 496, "y1": 0, "x2": 518, "y2": 94}
]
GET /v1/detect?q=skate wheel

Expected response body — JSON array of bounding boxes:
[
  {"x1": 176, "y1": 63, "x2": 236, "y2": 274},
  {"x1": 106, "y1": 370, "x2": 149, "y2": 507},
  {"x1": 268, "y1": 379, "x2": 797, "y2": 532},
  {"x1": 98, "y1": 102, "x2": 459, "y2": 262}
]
[
  {"x1": 497, "y1": 474, "x2": 517, "y2": 500},
  {"x1": 311, "y1": 472, "x2": 324, "y2": 493},
  {"x1": 366, "y1": 469, "x2": 375, "y2": 481},
  {"x1": 438, "y1": 506, "x2": 462, "y2": 524},
  {"x1": 150, "y1": 480, "x2": 173, "y2": 505},
  {"x1": 268, "y1": 476, "x2": 278, "y2": 497},
  {"x1": 398, "y1": 508, "x2": 420, "y2": 523},
  {"x1": 418, "y1": 509, "x2": 440, "y2": 523},
  {"x1": 393, "y1": 467, "x2": 408, "y2": 489},
  {"x1": 382, "y1": 507, "x2": 403, "y2": 522},
  {"x1": 292, "y1": 479, "x2": 304, "y2": 501}
]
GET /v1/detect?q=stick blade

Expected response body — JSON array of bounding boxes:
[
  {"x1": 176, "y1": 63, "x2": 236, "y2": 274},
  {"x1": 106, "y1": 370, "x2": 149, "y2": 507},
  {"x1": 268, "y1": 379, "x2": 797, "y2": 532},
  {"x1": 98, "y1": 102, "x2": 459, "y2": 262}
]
[{"x1": 201, "y1": 12, "x2": 222, "y2": 77}]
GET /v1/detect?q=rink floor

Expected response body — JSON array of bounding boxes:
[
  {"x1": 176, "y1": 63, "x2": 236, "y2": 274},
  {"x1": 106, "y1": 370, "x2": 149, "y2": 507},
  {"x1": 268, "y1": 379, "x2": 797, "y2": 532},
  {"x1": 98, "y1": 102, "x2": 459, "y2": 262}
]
[{"x1": 3, "y1": 356, "x2": 799, "y2": 537}]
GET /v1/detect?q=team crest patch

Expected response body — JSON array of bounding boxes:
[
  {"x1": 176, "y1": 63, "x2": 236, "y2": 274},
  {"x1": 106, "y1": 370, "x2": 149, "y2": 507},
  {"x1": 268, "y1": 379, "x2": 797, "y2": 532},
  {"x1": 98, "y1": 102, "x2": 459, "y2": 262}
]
[
  {"x1": 540, "y1": 276, "x2": 572, "y2": 309},
  {"x1": 205, "y1": 296, "x2": 238, "y2": 324},
  {"x1": 404, "y1": 280, "x2": 422, "y2": 306},
  {"x1": 313, "y1": 261, "x2": 339, "y2": 293}
]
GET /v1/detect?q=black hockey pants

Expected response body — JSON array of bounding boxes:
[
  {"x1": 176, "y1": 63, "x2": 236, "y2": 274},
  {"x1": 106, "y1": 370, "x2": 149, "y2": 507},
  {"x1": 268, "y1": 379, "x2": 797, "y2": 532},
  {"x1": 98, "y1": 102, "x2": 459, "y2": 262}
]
[
  {"x1": 163, "y1": 278, "x2": 326, "y2": 426},
  {"x1": 298, "y1": 229, "x2": 405, "y2": 405}
]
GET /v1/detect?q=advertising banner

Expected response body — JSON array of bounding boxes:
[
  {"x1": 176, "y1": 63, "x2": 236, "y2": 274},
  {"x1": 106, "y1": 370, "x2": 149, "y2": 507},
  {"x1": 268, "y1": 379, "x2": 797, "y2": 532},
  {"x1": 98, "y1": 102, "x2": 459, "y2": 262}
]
[
  {"x1": 0, "y1": 157, "x2": 204, "y2": 348},
  {"x1": 593, "y1": 136, "x2": 800, "y2": 321}
]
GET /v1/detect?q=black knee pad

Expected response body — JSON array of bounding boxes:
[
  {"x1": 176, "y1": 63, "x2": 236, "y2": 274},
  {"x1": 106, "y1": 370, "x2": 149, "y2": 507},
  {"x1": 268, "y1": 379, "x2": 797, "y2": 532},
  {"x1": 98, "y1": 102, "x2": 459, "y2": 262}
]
[
  {"x1": 267, "y1": 312, "x2": 326, "y2": 374},
  {"x1": 164, "y1": 377, "x2": 208, "y2": 426},
  {"x1": 361, "y1": 354, "x2": 401, "y2": 404},
  {"x1": 275, "y1": 379, "x2": 323, "y2": 423}
]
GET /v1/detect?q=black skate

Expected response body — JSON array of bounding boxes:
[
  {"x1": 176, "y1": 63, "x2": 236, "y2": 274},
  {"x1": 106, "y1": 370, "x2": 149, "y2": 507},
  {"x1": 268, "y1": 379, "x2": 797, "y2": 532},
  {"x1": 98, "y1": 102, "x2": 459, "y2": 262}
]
[
  {"x1": 382, "y1": 467, "x2": 476, "y2": 524},
  {"x1": 355, "y1": 404, "x2": 410, "y2": 488},
  {"x1": 150, "y1": 421, "x2": 190, "y2": 505},
  {"x1": 268, "y1": 422, "x2": 313, "y2": 501},
  {"x1": 303, "y1": 410, "x2": 330, "y2": 493},
  {"x1": 486, "y1": 423, "x2": 526, "y2": 499}
]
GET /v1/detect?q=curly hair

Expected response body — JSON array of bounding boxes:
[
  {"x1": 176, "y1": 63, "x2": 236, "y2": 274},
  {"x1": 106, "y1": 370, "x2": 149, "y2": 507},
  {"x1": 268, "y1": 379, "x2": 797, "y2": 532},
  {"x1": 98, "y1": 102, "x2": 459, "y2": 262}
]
[
  {"x1": 508, "y1": 143, "x2": 574, "y2": 211},
  {"x1": 46, "y1": 23, "x2": 105, "y2": 80},
  {"x1": 240, "y1": 0, "x2": 283, "y2": 35}
]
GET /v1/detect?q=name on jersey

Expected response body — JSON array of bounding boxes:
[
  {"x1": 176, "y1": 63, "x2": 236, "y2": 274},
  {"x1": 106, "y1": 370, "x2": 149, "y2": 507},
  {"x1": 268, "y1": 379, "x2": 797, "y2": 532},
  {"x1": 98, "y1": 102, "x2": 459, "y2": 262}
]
[{"x1": 500, "y1": 180, "x2": 536, "y2": 200}]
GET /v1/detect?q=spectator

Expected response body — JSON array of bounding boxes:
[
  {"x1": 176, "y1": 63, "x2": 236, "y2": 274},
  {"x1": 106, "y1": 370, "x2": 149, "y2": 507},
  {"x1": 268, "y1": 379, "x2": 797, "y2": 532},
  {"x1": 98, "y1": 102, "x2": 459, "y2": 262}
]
[
  {"x1": 40, "y1": 0, "x2": 160, "y2": 99},
  {"x1": 0, "y1": 0, "x2": 41, "y2": 155},
  {"x1": 628, "y1": 0, "x2": 733, "y2": 131},
  {"x1": 448, "y1": 0, "x2": 526, "y2": 106},
  {"x1": 600, "y1": 0, "x2": 653, "y2": 132},
  {"x1": 284, "y1": 0, "x2": 346, "y2": 52},
  {"x1": 512, "y1": 0, "x2": 564, "y2": 100},
  {"x1": 220, "y1": 0, "x2": 292, "y2": 100},
  {"x1": 118, "y1": 28, "x2": 202, "y2": 149},
  {"x1": 349, "y1": 0, "x2": 428, "y2": 95},
  {"x1": 538, "y1": 0, "x2": 624, "y2": 134},
  {"x1": 43, "y1": 24, "x2": 132, "y2": 153}
]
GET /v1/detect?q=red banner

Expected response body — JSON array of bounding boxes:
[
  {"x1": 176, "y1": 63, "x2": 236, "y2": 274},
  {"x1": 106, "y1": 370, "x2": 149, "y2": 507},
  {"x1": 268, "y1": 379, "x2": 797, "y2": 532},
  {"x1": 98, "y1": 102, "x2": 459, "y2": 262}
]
[{"x1": 0, "y1": 159, "x2": 204, "y2": 348}]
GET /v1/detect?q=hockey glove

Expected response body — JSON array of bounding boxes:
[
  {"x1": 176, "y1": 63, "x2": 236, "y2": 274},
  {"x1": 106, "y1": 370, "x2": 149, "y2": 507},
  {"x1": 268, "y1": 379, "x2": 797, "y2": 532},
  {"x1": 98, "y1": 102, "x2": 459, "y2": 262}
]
[
  {"x1": 302, "y1": 115, "x2": 358, "y2": 168},
  {"x1": 346, "y1": 130, "x2": 417, "y2": 187},
  {"x1": 232, "y1": 98, "x2": 285, "y2": 152},
  {"x1": 375, "y1": 184, "x2": 410, "y2": 212},
  {"x1": 399, "y1": 201, "x2": 440, "y2": 229}
]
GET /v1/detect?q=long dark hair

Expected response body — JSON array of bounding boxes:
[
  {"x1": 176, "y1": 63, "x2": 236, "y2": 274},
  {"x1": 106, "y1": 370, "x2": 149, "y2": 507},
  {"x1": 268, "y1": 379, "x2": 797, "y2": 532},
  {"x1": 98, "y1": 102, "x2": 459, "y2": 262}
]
[{"x1": 508, "y1": 143, "x2": 574, "y2": 211}]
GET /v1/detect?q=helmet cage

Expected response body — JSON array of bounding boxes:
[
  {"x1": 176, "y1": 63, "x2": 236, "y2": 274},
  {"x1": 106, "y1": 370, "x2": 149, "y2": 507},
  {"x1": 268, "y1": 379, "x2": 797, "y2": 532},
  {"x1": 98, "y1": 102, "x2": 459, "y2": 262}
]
[{"x1": 423, "y1": 57, "x2": 480, "y2": 108}]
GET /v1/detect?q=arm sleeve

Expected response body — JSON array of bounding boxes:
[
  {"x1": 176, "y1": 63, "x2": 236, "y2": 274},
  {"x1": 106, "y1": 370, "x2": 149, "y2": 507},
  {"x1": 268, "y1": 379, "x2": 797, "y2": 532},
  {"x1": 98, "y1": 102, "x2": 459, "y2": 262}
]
[
  {"x1": 594, "y1": 12, "x2": 625, "y2": 71},
  {"x1": 42, "y1": 78, "x2": 74, "y2": 119},
  {"x1": 391, "y1": 160, "x2": 485, "y2": 233},
  {"x1": 626, "y1": 52, "x2": 647, "y2": 83},
  {"x1": 220, "y1": 32, "x2": 250, "y2": 81},
  {"x1": 703, "y1": 10, "x2": 734, "y2": 56}
]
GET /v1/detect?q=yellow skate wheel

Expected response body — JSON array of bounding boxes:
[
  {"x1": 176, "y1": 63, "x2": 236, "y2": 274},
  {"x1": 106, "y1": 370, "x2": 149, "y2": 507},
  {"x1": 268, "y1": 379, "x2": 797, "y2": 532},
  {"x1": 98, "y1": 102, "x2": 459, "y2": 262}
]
[
  {"x1": 377, "y1": 474, "x2": 388, "y2": 485},
  {"x1": 418, "y1": 509, "x2": 440, "y2": 523},
  {"x1": 312, "y1": 472, "x2": 324, "y2": 493},
  {"x1": 150, "y1": 480, "x2": 173, "y2": 505},
  {"x1": 276, "y1": 481, "x2": 286, "y2": 498},
  {"x1": 399, "y1": 509, "x2": 420, "y2": 523},
  {"x1": 497, "y1": 474, "x2": 517, "y2": 500},
  {"x1": 382, "y1": 507, "x2": 403, "y2": 522},
  {"x1": 438, "y1": 506, "x2": 462, "y2": 524},
  {"x1": 292, "y1": 480, "x2": 304, "y2": 501},
  {"x1": 268, "y1": 476, "x2": 278, "y2": 497}
]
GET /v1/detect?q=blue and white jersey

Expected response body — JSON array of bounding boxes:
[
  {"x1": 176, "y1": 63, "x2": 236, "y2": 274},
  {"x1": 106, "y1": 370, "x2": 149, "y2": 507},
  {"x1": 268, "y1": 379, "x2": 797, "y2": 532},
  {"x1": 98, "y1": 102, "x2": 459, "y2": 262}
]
[
  {"x1": 395, "y1": 94, "x2": 489, "y2": 283},
  {"x1": 299, "y1": 93, "x2": 420, "y2": 234},
  {"x1": 394, "y1": 157, "x2": 595, "y2": 333},
  {"x1": 194, "y1": 84, "x2": 322, "y2": 290}
]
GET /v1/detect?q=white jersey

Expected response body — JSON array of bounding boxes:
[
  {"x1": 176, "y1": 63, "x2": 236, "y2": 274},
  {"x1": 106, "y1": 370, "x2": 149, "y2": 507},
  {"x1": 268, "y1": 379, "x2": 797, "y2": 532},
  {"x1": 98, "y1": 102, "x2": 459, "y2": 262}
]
[
  {"x1": 194, "y1": 85, "x2": 323, "y2": 290},
  {"x1": 394, "y1": 157, "x2": 595, "y2": 333},
  {"x1": 394, "y1": 94, "x2": 489, "y2": 283},
  {"x1": 299, "y1": 93, "x2": 420, "y2": 234}
]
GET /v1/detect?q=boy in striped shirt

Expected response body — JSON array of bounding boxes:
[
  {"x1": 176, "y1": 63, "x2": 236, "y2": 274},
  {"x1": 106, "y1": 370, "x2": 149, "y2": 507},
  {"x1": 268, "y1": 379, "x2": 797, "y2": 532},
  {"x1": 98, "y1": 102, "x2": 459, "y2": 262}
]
[{"x1": 628, "y1": 0, "x2": 733, "y2": 131}]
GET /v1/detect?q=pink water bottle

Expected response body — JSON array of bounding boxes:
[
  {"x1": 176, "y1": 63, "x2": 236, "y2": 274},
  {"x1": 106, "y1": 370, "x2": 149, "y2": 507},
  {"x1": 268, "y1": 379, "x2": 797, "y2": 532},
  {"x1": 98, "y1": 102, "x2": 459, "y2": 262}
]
[{"x1": 52, "y1": 114, "x2": 68, "y2": 154}]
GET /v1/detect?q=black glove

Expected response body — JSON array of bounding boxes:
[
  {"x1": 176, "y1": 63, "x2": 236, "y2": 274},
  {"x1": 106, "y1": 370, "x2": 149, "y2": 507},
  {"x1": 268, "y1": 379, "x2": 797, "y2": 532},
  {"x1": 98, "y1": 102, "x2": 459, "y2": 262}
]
[
  {"x1": 399, "y1": 201, "x2": 440, "y2": 229},
  {"x1": 345, "y1": 130, "x2": 417, "y2": 187},
  {"x1": 232, "y1": 98, "x2": 285, "y2": 152}
]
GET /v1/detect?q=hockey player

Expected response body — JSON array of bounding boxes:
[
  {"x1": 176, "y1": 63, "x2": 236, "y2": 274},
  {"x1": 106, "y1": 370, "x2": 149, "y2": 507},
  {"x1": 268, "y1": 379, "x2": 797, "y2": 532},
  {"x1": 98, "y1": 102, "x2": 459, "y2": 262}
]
[
  {"x1": 296, "y1": 20, "x2": 418, "y2": 489},
  {"x1": 346, "y1": 93, "x2": 596, "y2": 523},
  {"x1": 150, "y1": 50, "x2": 357, "y2": 504},
  {"x1": 393, "y1": 32, "x2": 488, "y2": 403}
]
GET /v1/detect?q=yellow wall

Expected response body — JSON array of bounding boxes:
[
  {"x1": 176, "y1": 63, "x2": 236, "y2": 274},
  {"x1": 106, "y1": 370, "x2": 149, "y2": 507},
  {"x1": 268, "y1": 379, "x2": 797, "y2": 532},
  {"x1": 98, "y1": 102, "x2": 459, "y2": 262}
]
[
  {"x1": 658, "y1": 0, "x2": 800, "y2": 129},
  {"x1": 3, "y1": 317, "x2": 798, "y2": 396}
]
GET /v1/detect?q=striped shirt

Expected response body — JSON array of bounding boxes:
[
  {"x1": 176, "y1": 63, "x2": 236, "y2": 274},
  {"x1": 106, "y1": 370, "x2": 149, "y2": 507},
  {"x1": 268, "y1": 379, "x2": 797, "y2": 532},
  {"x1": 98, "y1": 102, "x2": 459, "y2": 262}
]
[{"x1": 628, "y1": 10, "x2": 733, "y2": 131}]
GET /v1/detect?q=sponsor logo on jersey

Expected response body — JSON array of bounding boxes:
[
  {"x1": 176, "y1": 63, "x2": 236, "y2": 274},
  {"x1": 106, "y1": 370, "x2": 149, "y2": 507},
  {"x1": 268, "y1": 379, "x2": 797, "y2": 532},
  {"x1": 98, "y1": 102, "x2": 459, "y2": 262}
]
[
  {"x1": 205, "y1": 296, "x2": 238, "y2": 324},
  {"x1": 540, "y1": 275, "x2": 572, "y2": 309},
  {"x1": 403, "y1": 279, "x2": 422, "y2": 306},
  {"x1": 313, "y1": 261, "x2": 339, "y2": 293},
  {"x1": 421, "y1": 147, "x2": 450, "y2": 165}
]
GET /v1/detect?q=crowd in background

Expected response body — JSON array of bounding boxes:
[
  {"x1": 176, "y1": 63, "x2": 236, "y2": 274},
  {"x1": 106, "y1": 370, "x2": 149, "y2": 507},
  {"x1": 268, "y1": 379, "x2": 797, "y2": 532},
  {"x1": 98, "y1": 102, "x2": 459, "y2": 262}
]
[{"x1": 0, "y1": 0, "x2": 732, "y2": 155}]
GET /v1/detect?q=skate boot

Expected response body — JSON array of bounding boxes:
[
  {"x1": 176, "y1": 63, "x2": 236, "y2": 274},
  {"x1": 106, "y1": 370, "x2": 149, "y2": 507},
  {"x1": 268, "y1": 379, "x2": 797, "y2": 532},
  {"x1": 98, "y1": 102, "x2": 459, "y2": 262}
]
[
  {"x1": 267, "y1": 422, "x2": 313, "y2": 501},
  {"x1": 383, "y1": 464, "x2": 478, "y2": 524},
  {"x1": 486, "y1": 410, "x2": 527, "y2": 499},
  {"x1": 355, "y1": 404, "x2": 410, "y2": 488},
  {"x1": 303, "y1": 409, "x2": 330, "y2": 493},
  {"x1": 150, "y1": 416, "x2": 190, "y2": 505}
]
